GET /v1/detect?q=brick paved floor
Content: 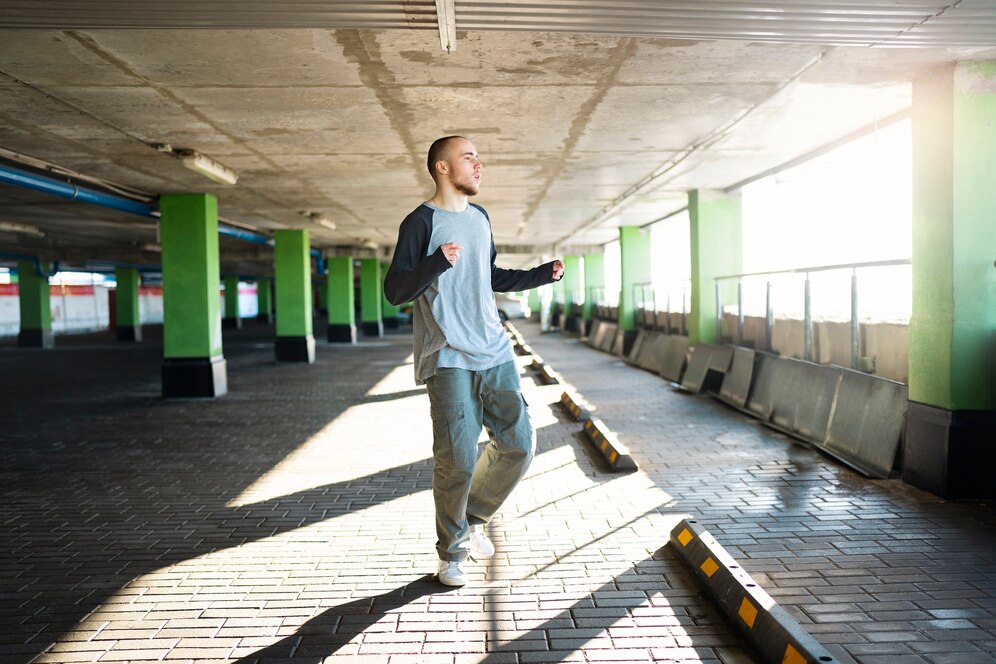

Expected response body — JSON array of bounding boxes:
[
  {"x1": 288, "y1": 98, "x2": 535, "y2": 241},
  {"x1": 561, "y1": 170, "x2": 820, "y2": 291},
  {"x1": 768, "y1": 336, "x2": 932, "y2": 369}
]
[
  {"x1": 1, "y1": 320, "x2": 993, "y2": 664},
  {"x1": 518, "y1": 319, "x2": 996, "y2": 664}
]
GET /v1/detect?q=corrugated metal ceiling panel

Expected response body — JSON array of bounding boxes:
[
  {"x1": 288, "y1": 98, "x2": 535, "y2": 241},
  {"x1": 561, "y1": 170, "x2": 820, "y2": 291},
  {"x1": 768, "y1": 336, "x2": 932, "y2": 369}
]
[
  {"x1": 0, "y1": 1, "x2": 437, "y2": 29},
  {"x1": 0, "y1": 0, "x2": 994, "y2": 48},
  {"x1": 457, "y1": 1, "x2": 996, "y2": 47}
]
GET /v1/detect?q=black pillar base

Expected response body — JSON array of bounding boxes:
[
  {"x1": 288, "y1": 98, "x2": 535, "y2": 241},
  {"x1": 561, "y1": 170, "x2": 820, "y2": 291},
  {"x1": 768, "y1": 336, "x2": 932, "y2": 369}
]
[
  {"x1": 222, "y1": 317, "x2": 242, "y2": 330},
  {"x1": 256, "y1": 312, "x2": 273, "y2": 324},
  {"x1": 903, "y1": 401, "x2": 996, "y2": 499},
  {"x1": 162, "y1": 356, "x2": 227, "y2": 398},
  {"x1": 327, "y1": 323, "x2": 357, "y2": 344},
  {"x1": 17, "y1": 328, "x2": 54, "y2": 348},
  {"x1": 116, "y1": 325, "x2": 143, "y2": 342},
  {"x1": 383, "y1": 316, "x2": 400, "y2": 329},
  {"x1": 276, "y1": 335, "x2": 316, "y2": 363},
  {"x1": 361, "y1": 321, "x2": 384, "y2": 337}
]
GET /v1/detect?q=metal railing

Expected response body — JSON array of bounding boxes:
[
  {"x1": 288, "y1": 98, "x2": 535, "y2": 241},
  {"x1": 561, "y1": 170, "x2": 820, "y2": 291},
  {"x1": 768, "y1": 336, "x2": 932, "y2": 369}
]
[
  {"x1": 631, "y1": 279, "x2": 691, "y2": 335},
  {"x1": 714, "y1": 258, "x2": 912, "y2": 368}
]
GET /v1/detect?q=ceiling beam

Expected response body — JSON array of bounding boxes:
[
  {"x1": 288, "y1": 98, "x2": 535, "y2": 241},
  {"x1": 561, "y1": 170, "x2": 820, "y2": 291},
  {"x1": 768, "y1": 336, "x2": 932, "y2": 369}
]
[{"x1": 435, "y1": 0, "x2": 457, "y2": 53}]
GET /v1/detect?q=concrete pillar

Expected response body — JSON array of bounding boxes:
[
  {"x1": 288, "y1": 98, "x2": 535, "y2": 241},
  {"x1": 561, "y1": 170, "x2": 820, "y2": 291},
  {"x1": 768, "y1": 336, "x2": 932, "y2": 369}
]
[
  {"x1": 550, "y1": 266, "x2": 566, "y2": 330},
  {"x1": 16, "y1": 260, "x2": 53, "y2": 348},
  {"x1": 114, "y1": 267, "x2": 142, "y2": 342},
  {"x1": 222, "y1": 274, "x2": 241, "y2": 329},
  {"x1": 905, "y1": 61, "x2": 996, "y2": 498},
  {"x1": 327, "y1": 256, "x2": 356, "y2": 343},
  {"x1": 583, "y1": 251, "x2": 605, "y2": 323},
  {"x1": 381, "y1": 261, "x2": 400, "y2": 329},
  {"x1": 256, "y1": 278, "x2": 273, "y2": 324},
  {"x1": 527, "y1": 287, "x2": 541, "y2": 318},
  {"x1": 274, "y1": 229, "x2": 315, "y2": 363},
  {"x1": 688, "y1": 190, "x2": 742, "y2": 346},
  {"x1": 359, "y1": 258, "x2": 383, "y2": 337},
  {"x1": 562, "y1": 255, "x2": 582, "y2": 332},
  {"x1": 619, "y1": 225, "x2": 652, "y2": 353},
  {"x1": 318, "y1": 281, "x2": 329, "y2": 318},
  {"x1": 160, "y1": 193, "x2": 227, "y2": 397}
]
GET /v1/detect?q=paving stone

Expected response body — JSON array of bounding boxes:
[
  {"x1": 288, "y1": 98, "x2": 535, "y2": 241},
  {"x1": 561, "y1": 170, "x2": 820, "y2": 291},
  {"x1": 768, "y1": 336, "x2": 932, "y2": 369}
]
[{"x1": 2, "y1": 323, "x2": 995, "y2": 664}]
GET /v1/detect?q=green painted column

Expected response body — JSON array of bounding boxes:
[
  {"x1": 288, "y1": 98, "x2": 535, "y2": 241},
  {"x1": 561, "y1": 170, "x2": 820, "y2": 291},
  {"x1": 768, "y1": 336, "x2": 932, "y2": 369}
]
[
  {"x1": 16, "y1": 260, "x2": 53, "y2": 348},
  {"x1": 274, "y1": 229, "x2": 315, "y2": 363},
  {"x1": 318, "y1": 281, "x2": 329, "y2": 318},
  {"x1": 256, "y1": 278, "x2": 273, "y2": 324},
  {"x1": 160, "y1": 193, "x2": 227, "y2": 397},
  {"x1": 381, "y1": 261, "x2": 401, "y2": 329},
  {"x1": 562, "y1": 255, "x2": 582, "y2": 333},
  {"x1": 114, "y1": 267, "x2": 142, "y2": 342},
  {"x1": 583, "y1": 251, "x2": 605, "y2": 322},
  {"x1": 550, "y1": 269, "x2": 566, "y2": 329},
  {"x1": 905, "y1": 61, "x2": 996, "y2": 498},
  {"x1": 222, "y1": 274, "x2": 241, "y2": 329},
  {"x1": 359, "y1": 258, "x2": 383, "y2": 337},
  {"x1": 528, "y1": 288, "x2": 541, "y2": 318},
  {"x1": 688, "y1": 190, "x2": 742, "y2": 346},
  {"x1": 619, "y1": 226, "x2": 653, "y2": 354},
  {"x1": 327, "y1": 256, "x2": 356, "y2": 343}
]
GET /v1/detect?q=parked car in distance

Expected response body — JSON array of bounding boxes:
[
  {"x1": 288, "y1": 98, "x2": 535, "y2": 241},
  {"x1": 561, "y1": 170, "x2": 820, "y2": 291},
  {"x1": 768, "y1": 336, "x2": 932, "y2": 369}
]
[{"x1": 495, "y1": 293, "x2": 531, "y2": 321}]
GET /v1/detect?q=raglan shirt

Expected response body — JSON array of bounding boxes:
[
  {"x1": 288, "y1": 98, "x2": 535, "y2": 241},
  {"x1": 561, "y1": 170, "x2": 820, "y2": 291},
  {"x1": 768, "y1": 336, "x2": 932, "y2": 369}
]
[{"x1": 384, "y1": 202, "x2": 560, "y2": 384}]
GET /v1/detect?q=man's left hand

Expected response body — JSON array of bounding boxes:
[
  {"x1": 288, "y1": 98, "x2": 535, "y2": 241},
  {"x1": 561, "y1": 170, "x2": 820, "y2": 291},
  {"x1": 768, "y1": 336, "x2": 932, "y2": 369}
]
[{"x1": 552, "y1": 260, "x2": 565, "y2": 280}]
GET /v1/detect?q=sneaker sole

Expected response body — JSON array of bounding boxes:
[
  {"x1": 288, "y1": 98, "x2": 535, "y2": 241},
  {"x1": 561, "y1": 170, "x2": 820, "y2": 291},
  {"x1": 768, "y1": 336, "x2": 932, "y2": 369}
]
[{"x1": 437, "y1": 574, "x2": 467, "y2": 587}]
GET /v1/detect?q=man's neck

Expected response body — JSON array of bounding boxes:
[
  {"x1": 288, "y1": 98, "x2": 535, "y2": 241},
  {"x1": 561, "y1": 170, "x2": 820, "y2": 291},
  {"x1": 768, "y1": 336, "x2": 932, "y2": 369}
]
[{"x1": 430, "y1": 187, "x2": 469, "y2": 212}]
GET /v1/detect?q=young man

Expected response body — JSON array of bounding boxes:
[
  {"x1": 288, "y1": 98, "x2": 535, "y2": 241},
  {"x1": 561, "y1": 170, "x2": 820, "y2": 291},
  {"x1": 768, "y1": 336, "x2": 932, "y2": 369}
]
[{"x1": 384, "y1": 136, "x2": 564, "y2": 586}]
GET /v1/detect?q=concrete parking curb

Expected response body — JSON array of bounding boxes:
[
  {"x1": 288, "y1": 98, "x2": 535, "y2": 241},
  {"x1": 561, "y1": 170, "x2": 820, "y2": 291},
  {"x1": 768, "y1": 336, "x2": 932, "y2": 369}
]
[
  {"x1": 669, "y1": 518, "x2": 836, "y2": 664},
  {"x1": 581, "y1": 417, "x2": 638, "y2": 471}
]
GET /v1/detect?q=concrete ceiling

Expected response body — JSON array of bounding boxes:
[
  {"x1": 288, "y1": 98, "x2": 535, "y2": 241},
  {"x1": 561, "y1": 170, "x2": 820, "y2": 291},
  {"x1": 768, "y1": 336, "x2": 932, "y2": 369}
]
[{"x1": 1, "y1": 2, "x2": 995, "y2": 274}]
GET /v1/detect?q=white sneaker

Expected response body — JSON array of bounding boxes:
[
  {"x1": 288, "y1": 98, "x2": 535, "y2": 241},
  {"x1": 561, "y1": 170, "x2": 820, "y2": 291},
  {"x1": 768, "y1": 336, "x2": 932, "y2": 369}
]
[
  {"x1": 469, "y1": 527, "x2": 496, "y2": 558},
  {"x1": 437, "y1": 560, "x2": 467, "y2": 587}
]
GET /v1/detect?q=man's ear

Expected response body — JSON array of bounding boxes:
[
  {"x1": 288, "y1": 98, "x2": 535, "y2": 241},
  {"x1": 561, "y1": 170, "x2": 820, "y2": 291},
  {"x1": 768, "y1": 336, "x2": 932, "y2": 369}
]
[{"x1": 434, "y1": 160, "x2": 448, "y2": 178}]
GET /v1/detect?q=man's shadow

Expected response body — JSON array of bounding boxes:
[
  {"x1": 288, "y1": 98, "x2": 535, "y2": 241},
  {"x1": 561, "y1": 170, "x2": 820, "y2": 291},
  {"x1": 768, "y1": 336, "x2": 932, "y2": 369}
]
[{"x1": 237, "y1": 575, "x2": 444, "y2": 660}]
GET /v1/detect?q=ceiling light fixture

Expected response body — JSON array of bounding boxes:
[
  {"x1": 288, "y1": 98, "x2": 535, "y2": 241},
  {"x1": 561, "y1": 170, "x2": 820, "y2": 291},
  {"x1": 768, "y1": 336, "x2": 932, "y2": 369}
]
[
  {"x1": 435, "y1": 0, "x2": 457, "y2": 53},
  {"x1": 308, "y1": 212, "x2": 337, "y2": 231},
  {"x1": 175, "y1": 149, "x2": 239, "y2": 185},
  {"x1": 0, "y1": 221, "x2": 45, "y2": 237}
]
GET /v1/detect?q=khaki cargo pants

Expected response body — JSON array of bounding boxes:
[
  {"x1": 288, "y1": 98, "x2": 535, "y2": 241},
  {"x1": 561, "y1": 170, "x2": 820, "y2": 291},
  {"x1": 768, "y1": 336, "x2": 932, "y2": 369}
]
[{"x1": 425, "y1": 361, "x2": 535, "y2": 562}]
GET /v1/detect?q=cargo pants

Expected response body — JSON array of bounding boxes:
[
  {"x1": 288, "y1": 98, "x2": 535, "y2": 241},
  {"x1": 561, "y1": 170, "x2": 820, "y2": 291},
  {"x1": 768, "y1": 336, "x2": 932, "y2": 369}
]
[{"x1": 425, "y1": 360, "x2": 535, "y2": 562}]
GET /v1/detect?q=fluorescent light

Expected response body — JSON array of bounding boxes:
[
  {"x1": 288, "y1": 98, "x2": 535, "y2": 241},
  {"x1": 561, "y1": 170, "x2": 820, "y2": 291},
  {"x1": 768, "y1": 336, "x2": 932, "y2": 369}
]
[
  {"x1": 435, "y1": 0, "x2": 457, "y2": 53},
  {"x1": 0, "y1": 221, "x2": 44, "y2": 237},
  {"x1": 141, "y1": 243, "x2": 162, "y2": 253},
  {"x1": 177, "y1": 150, "x2": 238, "y2": 185},
  {"x1": 308, "y1": 212, "x2": 336, "y2": 231}
]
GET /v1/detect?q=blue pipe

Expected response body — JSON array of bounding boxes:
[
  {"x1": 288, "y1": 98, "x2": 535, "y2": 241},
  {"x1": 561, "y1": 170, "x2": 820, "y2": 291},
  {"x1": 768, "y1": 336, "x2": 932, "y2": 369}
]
[
  {"x1": 0, "y1": 163, "x2": 155, "y2": 217},
  {"x1": 0, "y1": 252, "x2": 60, "y2": 278},
  {"x1": 217, "y1": 225, "x2": 324, "y2": 273},
  {"x1": 218, "y1": 224, "x2": 273, "y2": 246},
  {"x1": 0, "y1": 162, "x2": 326, "y2": 273}
]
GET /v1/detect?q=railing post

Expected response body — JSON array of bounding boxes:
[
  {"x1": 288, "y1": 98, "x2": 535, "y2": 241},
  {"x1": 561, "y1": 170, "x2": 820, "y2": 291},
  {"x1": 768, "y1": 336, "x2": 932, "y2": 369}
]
[
  {"x1": 737, "y1": 278, "x2": 744, "y2": 346},
  {"x1": 765, "y1": 280, "x2": 773, "y2": 352},
  {"x1": 681, "y1": 285, "x2": 687, "y2": 336},
  {"x1": 652, "y1": 287, "x2": 657, "y2": 331},
  {"x1": 804, "y1": 273, "x2": 813, "y2": 362},
  {"x1": 714, "y1": 280, "x2": 722, "y2": 344},
  {"x1": 665, "y1": 291, "x2": 672, "y2": 335},
  {"x1": 851, "y1": 269, "x2": 859, "y2": 369}
]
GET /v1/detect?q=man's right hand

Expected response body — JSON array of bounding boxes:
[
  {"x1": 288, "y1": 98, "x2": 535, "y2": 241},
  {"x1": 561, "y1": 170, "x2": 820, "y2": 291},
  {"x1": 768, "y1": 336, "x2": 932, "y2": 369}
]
[{"x1": 441, "y1": 242, "x2": 463, "y2": 267}]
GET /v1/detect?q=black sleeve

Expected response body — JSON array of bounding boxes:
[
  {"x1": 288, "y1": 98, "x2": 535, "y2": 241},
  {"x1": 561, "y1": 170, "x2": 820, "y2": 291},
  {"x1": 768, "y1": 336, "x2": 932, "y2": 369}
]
[
  {"x1": 384, "y1": 207, "x2": 452, "y2": 305},
  {"x1": 490, "y1": 237, "x2": 562, "y2": 292}
]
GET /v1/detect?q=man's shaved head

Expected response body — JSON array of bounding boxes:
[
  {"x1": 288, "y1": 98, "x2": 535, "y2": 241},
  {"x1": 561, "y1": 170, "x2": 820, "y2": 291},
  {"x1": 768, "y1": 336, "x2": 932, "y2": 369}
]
[{"x1": 427, "y1": 135, "x2": 467, "y2": 182}]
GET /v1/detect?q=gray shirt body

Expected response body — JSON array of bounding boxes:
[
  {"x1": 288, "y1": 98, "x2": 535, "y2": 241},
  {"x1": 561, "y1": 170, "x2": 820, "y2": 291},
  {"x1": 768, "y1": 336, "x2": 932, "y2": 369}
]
[{"x1": 424, "y1": 202, "x2": 513, "y2": 377}]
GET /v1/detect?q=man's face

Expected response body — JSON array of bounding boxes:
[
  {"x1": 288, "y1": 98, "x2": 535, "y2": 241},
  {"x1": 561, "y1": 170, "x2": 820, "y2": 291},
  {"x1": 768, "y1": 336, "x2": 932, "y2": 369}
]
[{"x1": 442, "y1": 138, "x2": 482, "y2": 196}]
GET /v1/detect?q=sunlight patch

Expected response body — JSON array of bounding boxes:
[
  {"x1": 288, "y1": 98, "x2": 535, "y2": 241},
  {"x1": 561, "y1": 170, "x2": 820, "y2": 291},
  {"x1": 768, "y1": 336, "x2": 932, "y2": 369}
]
[{"x1": 228, "y1": 397, "x2": 432, "y2": 507}]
